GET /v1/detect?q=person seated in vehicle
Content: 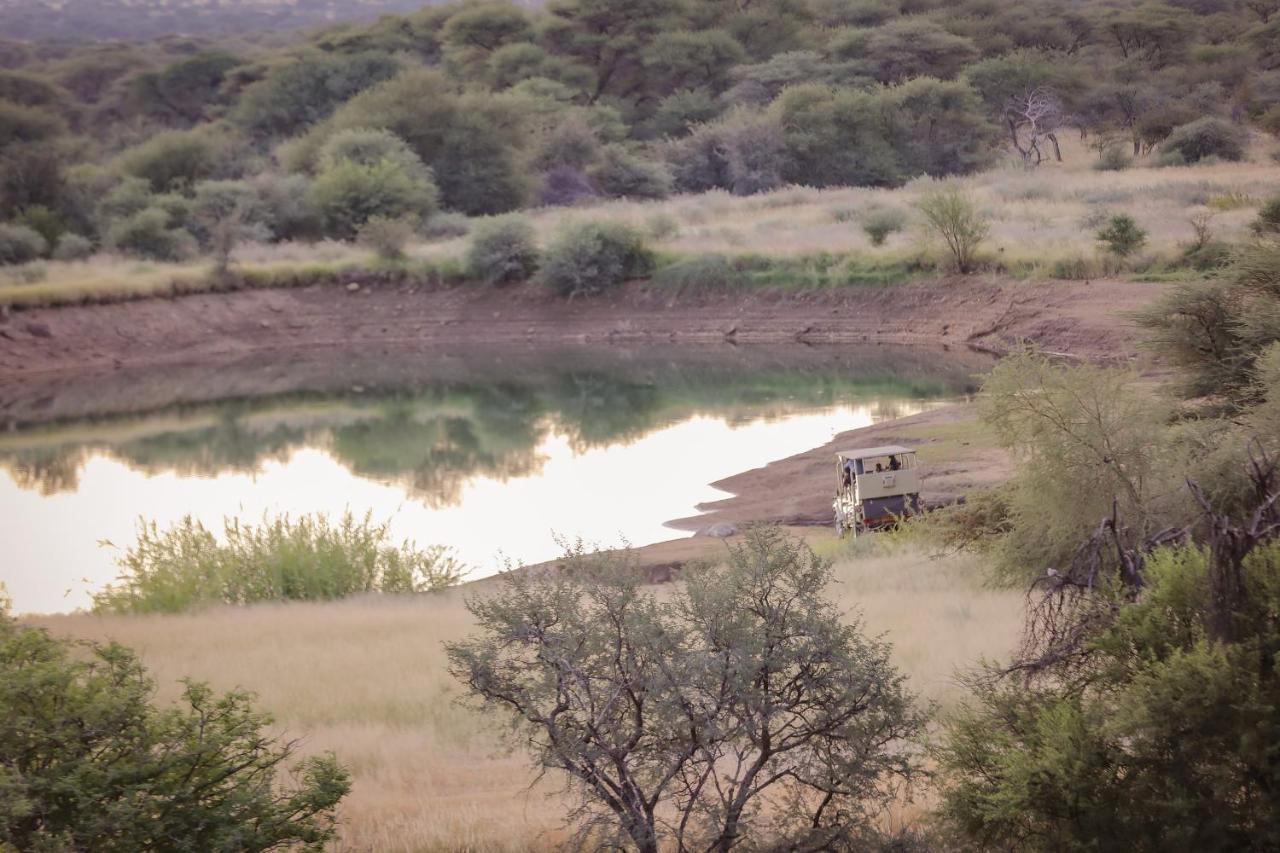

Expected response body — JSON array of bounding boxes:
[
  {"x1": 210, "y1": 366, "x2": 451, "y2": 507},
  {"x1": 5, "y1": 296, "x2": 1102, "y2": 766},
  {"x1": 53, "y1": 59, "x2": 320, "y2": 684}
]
[{"x1": 888, "y1": 455, "x2": 901, "y2": 471}]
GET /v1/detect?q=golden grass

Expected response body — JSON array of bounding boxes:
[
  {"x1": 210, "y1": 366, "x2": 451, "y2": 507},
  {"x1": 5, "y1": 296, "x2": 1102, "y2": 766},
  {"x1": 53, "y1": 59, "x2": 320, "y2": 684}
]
[{"x1": 31, "y1": 537, "x2": 1020, "y2": 851}]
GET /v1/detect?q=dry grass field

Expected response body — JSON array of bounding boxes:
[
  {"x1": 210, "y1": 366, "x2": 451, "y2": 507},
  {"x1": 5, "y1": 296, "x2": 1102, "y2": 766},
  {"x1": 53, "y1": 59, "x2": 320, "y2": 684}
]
[
  {"x1": 31, "y1": 536, "x2": 1021, "y2": 852},
  {"x1": 3, "y1": 135, "x2": 1278, "y2": 309}
]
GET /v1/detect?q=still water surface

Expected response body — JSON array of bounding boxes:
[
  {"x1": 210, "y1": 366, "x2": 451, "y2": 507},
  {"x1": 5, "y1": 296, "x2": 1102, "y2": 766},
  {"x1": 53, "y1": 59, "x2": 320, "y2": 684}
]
[{"x1": 0, "y1": 346, "x2": 982, "y2": 613}]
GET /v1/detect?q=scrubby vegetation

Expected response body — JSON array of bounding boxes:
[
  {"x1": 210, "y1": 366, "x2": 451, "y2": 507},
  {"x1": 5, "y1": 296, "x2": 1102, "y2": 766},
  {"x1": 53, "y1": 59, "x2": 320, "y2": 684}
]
[
  {"x1": 93, "y1": 511, "x2": 463, "y2": 613},
  {"x1": 1, "y1": 0, "x2": 1278, "y2": 287}
]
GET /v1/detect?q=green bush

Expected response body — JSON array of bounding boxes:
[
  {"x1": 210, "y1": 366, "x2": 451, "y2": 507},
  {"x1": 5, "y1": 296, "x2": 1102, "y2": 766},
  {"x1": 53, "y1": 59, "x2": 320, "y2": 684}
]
[
  {"x1": 1253, "y1": 197, "x2": 1280, "y2": 236},
  {"x1": 645, "y1": 212, "x2": 680, "y2": 240},
  {"x1": 465, "y1": 214, "x2": 538, "y2": 285},
  {"x1": 251, "y1": 172, "x2": 321, "y2": 241},
  {"x1": 117, "y1": 128, "x2": 224, "y2": 193},
  {"x1": 358, "y1": 214, "x2": 417, "y2": 261},
  {"x1": 311, "y1": 158, "x2": 438, "y2": 239},
  {"x1": 590, "y1": 146, "x2": 672, "y2": 200},
  {"x1": 540, "y1": 221, "x2": 654, "y2": 297},
  {"x1": 104, "y1": 208, "x2": 198, "y2": 261},
  {"x1": 1161, "y1": 117, "x2": 1248, "y2": 164},
  {"x1": 861, "y1": 207, "x2": 907, "y2": 247},
  {"x1": 0, "y1": 222, "x2": 47, "y2": 265},
  {"x1": 1096, "y1": 213, "x2": 1147, "y2": 256},
  {"x1": 1093, "y1": 145, "x2": 1132, "y2": 171},
  {"x1": 0, "y1": 606, "x2": 350, "y2": 850},
  {"x1": 916, "y1": 183, "x2": 989, "y2": 273},
  {"x1": 421, "y1": 211, "x2": 471, "y2": 240},
  {"x1": 652, "y1": 252, "x2": 734, "y2": 294},
  {"x1": 93, "y1": 511, "x2": 464, "y2": 614},
  {"x1": 51, "y1": 232, "x2": 93, "y2": 261}
]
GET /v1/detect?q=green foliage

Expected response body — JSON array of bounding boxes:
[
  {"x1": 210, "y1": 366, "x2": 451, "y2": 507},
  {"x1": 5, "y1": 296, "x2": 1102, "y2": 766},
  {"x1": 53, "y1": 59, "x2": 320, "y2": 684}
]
[
  {"x1": 1161, "y1": 116, "x2": 1249, "y2": 163},
  {"x1": 447, "y1": 528, "x2": 922, "y2": 852},
  {"x1": 0, "y1": 607, "x2": 349, "y2": 850},
  {"x1": 0, "y1": 101, "x2": 64, "y2": 147},
  {"x1": 0, "y1": 222, "x2": 47, "y2": 265},
  {"x1": 250, "y1": 172, "x2": 321, "y2": 242},
  {"x1": 861, "y1": 207, "x2": 907, "y2": 246},
  {"x1": 311, "y1": 128, "x2": 439, "y2": 239},
  {"x1": 235, "y1": 52, "x2": 401, "y2": 138},
  {"x1": 1096, "y1": 213, "x2": 1148, "y2": 256},
  {"x1": 191, "y1": 179, "x2": 269, "y2": 272},
  {"x1": 540, "y1": 221, "x2": 655, "y2": 297},
  {"x1": 131, "y1": 51, "x2": 242, "y2": 125},
  {"x1": 1137, "y1": 237, "x2": 1280, "y2": 400},
  {"x1": 1093, "y1": 145, "x2": 1133, "y2": 171},
  {"x1": 421, "y1": 211, "x2": 472, "y2": 240},
  {"x1": 51, "y1": 232, "x2": 93, "y2": 261},
  {"x1": 105, "y1": 207, "x2": 197, "y2": 261},
  {"x1": 358, "y1": 214, "x2": 417, "y2": 261},
  {"x1": 916, "y1": 182, "x2": 990, "y2": 273},
  {"x1": 466, "y1": 214, "x2": 539, "y2": 285},
  {"x1": 300, "y1": 69, "x2": 530, "y2": 215},
  {"x1": 976, "y1": 351, "x2": 1178, "y2": 583},
  {"x1": 117, "y1": 128, "x2": 224, "y2": 193},
  {"x1": 937, "y1": 540, "x2": 1280, "y2": 851},
  {"x1": 665, "y1": 106, "x2": 787, "y2": 195},
  {"x1": 93, "y1": 511, "x2": 464, "y2": 614},
  {"x1": 1254, "y1": 196, "x2": 1280, "y2": 236},
  {"x1": 590, "y1": 146, "x2": 672, "y2": 199},
  {"x1": 772, "y1": 85, "x2": 899, "y2": 187}
]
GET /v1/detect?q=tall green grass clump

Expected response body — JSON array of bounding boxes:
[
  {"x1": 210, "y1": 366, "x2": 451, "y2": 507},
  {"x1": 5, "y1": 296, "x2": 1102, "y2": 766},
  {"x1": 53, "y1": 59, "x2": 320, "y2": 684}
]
[{"x1": 94, "y1": 511, "x2": 464, "y2": 613}]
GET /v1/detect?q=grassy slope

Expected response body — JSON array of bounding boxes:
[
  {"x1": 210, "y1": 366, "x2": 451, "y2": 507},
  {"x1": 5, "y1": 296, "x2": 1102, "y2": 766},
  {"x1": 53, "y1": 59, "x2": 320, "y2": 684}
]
[
  {"x1": 3, "y1": 135, "x2": 1277, "y2": 309},
  {"x1": 33, "y1": 537, "x2": 1020, "y2": 851}
]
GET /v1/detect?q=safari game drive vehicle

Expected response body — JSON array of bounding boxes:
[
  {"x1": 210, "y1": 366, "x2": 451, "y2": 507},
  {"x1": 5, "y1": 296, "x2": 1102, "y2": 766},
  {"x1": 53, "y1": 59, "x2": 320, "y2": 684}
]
[{"x1": 833, "y1": 445, "x2": 921, "y2": 537}]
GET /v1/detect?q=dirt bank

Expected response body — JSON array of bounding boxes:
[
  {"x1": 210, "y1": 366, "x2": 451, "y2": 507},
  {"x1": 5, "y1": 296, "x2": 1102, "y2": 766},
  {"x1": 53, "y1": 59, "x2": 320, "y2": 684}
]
[{"x1": 0, "y1": 274, "x2": 1161, "y2": 381}]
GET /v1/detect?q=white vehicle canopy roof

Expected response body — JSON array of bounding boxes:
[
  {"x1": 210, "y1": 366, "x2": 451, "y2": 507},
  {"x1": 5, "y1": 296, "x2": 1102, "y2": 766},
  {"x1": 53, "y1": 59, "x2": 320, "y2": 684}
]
[{"x1": 835, "y1": 445, "x2": 914, "y2": 461}]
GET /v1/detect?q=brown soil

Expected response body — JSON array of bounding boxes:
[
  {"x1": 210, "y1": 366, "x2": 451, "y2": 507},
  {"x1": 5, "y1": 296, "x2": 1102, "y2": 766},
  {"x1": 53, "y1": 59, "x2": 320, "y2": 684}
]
[{"x1": 0, "y1": 274, "x2": 1159, "y2": 381}]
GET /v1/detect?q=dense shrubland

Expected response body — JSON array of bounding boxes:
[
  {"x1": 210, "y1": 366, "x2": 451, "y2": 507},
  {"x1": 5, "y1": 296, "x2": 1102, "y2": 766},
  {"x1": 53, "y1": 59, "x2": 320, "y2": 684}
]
[{"x1": 1, "y1": 0, "x2": 1280, "y2": 278}]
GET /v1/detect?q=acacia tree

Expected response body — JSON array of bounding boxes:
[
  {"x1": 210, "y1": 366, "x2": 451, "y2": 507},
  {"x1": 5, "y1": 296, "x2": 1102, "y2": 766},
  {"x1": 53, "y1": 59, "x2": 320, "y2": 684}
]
[{"x1": 446, "y1": 528, "x2": 922, "y2": 852}]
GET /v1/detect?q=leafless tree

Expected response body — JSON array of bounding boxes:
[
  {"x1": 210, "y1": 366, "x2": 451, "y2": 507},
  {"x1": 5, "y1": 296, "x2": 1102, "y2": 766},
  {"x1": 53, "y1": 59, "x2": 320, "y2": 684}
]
[{"x1": 1004, "y1": 86, "x2": 1066, "y2": 167}]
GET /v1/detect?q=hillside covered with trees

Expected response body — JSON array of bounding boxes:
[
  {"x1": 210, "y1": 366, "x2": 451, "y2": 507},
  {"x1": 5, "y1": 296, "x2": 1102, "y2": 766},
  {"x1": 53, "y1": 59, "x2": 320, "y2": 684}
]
[{"x1": 0, "y1": 0, "x2": 1278, "y2": 268}]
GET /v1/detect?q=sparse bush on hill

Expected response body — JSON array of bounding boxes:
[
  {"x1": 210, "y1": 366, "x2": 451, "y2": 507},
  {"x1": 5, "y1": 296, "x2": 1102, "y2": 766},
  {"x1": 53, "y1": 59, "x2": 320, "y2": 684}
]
[
  {"x1": 104, "y1": 207, "x2": 197, "y2": 261},
  {"x1": 0, "y1": 222, "x2": 47, "y2": 265},
  {"x1": 1096, "y1": 213, "x2": 1147, "y2": 256},
  {"x1": 358, "y1": 214, "x2": 417, "y2": 261},
  {"x1": 117, "y1": 127, "x2": 226, "y2": 193},
  {"x1": 862, "y1": 207, "x2": 908, "y2": 246},
  {"x1": 590, "y1": 146, "x2": 672, "y2": 200},
  {"x1": 1160, "y1": 117, "x2": 1249, "y2": 164},
  {"x1": 916, "y1": 183, "x2": 989, "y2": 273},
  {"x1": 92, "y1": 511, "x2": 464, "y2": 614},
  {"x1": 466, "y1": 214, "x2": 538, "y2": 285},
  {"x1": 50, "y1": 232, "x2": 92, "y2": 261},
  {"x1": 311, "y1": 129, "x2": 439, "y2": 239},
  {"x1": 540, "y1": 221, "x2": 654, "y2": 297},
  {"x1": 447, "y1": 528, "x2": 923, "y2": 853},
  {"x1": 0, "y1": 604, "x2": 350, "y2": 851},
  {"x1": 1093, "y1": 145, "x2": 1132, "y2": 171},
  {"x1": 1254, "y1": 196, "x2": 1280, "y2": 236}
]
